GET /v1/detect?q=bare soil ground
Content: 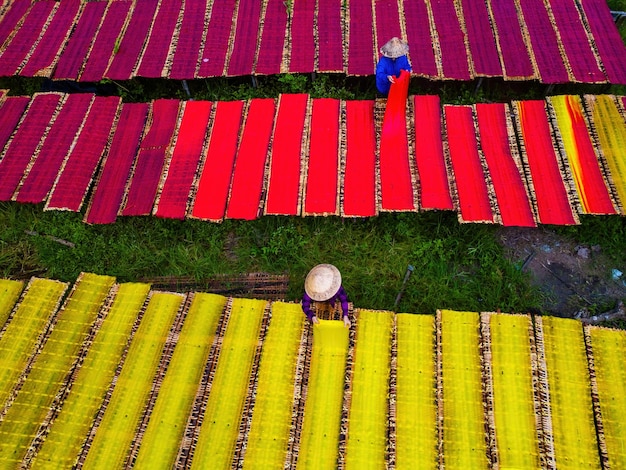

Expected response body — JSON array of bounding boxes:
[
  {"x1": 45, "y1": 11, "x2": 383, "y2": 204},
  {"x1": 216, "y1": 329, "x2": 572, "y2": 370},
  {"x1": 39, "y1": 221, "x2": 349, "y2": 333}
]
[{"x1": 497, "y1": 227, "x2": 626, "y2": 319}]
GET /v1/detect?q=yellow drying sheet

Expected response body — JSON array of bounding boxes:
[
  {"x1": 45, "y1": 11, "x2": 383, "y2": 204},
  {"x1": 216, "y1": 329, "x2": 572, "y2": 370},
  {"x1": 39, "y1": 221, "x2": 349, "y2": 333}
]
[
  {"x1": 82, "y1": 291, "x2": 185, "y2": 469},
  {"x1": 134, "y1": 293, "x2": 227, "y2": 469},
  {"x1": 587, "y1": 326, "x2": 626, "y2": 469},
  {"x1": 586, "y1": 95, "x2": 626, "y2": 207},
  {"x1": 540, "y1": 316, "x2": 600, "y2": 469},
  {"x1": 298, "y1": 319, "x2": 349, "y2": 469},
  {"x1": 0, "y1": 278, "x2": 23, "y2": 327},
  {"x1": 0, "y1": 273, "x2": 115, "y2": 468},
  {"x1": 439, "y1": 310, "x2": 488, "y2": 469},
  {"x1": 243, "y1": 302, "x2": 306, "y2": 469},
  {"x1": 191, "y1": 298, "x2": 267, "y2": 469},
  {"x1": 489, "y1": 313, "x2": 541, "y2": 468},
  {"x1": 0, "y1": 278, "x2": 68, "y2": 406},
  {"x1": 32, "y1": 282, "x2": 150, "y2": 469},
  {"x1": 345, "y1": 310, "x2": 393, "y2": 469},
  {"x1": 395, "y1": 313, "x2": 437, "y2": 470}
]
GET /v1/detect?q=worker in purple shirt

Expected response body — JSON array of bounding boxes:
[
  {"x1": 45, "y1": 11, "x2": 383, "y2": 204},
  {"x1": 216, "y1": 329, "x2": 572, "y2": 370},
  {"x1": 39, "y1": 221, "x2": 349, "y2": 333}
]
[
  {"x1": 301, "y1": 264, "x2": 351, "y2": 328},
  {"x1": 375, "y1": 37, "x2": 412, "y2": 96}
]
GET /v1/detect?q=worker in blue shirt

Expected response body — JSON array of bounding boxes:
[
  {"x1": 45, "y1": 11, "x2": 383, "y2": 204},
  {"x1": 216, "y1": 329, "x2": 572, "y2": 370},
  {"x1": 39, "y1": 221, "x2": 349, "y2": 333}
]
[{"x1": 376, "y1": 37, "x2": 412, "y2": 96}]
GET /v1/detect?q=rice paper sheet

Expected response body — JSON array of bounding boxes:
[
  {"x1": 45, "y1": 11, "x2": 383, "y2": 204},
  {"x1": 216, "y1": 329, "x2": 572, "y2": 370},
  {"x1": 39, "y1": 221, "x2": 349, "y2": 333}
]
[
  {"x1": 288, "y1": 0, "x2": 316, "y2": 73},
  {"x1": 254, "y1": 0, "x2": 289, "y2": 74},
  {"x1": 316, "y1": 0, "x2": 344, "y2": 73},
  {"x1": 169, "y1": 0, "x2": 211, "y2": 79}
]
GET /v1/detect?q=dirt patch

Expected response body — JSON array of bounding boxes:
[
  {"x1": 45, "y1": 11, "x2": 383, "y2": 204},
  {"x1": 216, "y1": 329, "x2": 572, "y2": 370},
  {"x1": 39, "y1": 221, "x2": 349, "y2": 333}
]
[{"x1": 497, "y1": 226, "x2": 626, "y2": 318}]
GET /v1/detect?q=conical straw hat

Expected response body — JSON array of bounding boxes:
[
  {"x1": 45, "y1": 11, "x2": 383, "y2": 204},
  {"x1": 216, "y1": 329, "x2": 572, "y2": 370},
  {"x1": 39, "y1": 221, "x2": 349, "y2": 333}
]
[
  {"x1": 380, "y1": 37, "x2": 409, "y2": 58},
  {"x1": 304, "y1": 264, "x2": 342, "y2": 301}
]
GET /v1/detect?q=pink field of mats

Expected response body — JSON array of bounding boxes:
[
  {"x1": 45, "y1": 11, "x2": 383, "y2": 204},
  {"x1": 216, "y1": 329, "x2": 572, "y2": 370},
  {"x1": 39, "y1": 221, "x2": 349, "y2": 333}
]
[
  {"x1": 1, "y1": 92, "x2": 625, "y2": 227},
  {"x1": 1, "y1": 0, "x2": 625, "y2": 83}
]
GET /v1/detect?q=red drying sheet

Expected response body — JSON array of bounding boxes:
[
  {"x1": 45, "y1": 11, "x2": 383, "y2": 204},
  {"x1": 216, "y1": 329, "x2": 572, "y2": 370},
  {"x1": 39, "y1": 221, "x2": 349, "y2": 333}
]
[
  {"x1": 197, "y1": 0, "x2": 237, "y2": 77},
  {"x1": 548, "y1": 0, "x2": 604, "y2": 83},
  {"x1": 46, "y1": 96, "x2": 121, "y2": 212},
  {"x1": 374, "y1": 0, "x2": 403, "y2": 44},
  {"x1": 154, "y1": 100, "x2": 212, "y2": 219},
  {"x1": 379, "y1": 71, "x2": 414, "y2": 211},
  {"x1": 412, "y1": 95, "x2": 453, "y2": 210},
  {"x1": 255, "y1": 0, "x2": 288, "y2": 74},
  {"x1": 136, "y1": 0, "x2": 183, "y2": 78},
  {"x1": 53, "y1": 1, "x2": 108, "y2": 80},
  {"x1": 15, "y1": 94, "x2": 93, "y2": 204},
  {"x1": 121, "y1": 99, "x2": 181, "y2": 217},
  {"x1": 84, "y1": 103, "x2": 149, "y2": 224},
  {"x1": 105, "y1": 1, "x2": 157, "y2": 80},
  {"x1": 0, "y1": 1, "x2": 55, "y2": 76},
  {"x1": 80, "y1": 1, "x2": 133, "y2": 82},
  {"x1": 169, "y1": 0, "x2": 210, "y2": 79},
  {"x1": 458, "y1": 0, "x2": 502, "y2": 77},
  {"x1": 515, "y1": 100, "x2": 576, "y2": 225},
  {"x1": 444, "y1": 105, "x2": 493, "y2": 223},
  {"x1": 303, "y1": 98, "x2": 340, "y2": 215},
  {"x1": 347, "y1": 0, "x2": 375, "y2": 75},
  {"x1": 578, "y1": 0, "x2": 626, "y2": 84},
  {"x1": 317, "y1": 0, "x2": 343, "y2": 72},
  {"x1": 191, "y1": 100, "x2": 244, "y2": 221},
  {"x1": 226, "y1": 98, "x2": 276, "y2": 220},
  {"x1": 552, "y1": 95, "x2": 616, "y2": 214},
  {"x1": 264, "y1": 94, "x2": 308, "y2": 215},
  {"x1": 428, "y1": 0, "x2": 471, "y2": 80},
  {"x1": 19, "y1": 0, "x2": 81, "y2": 78},
  {"x1": 226, "y1": 0, "x2": 262, "y2": 76},
  {"x1": 516, "y1": 0, "x2": 569, "y2": 83},
  {"x1": 0, "y1": 0, "x2": 31, "y2": 49},
  {"x1": 0, "y1": 96, "x2": 29, "y2": 157},
  {"x1": 485, "y1": 0, "x2": 535, "y2": 80},
  {"x1": 0, "y1": 93, "x2": 62, "y2": 201},
  {"x1": 288, "y1": 0, "x2": 315, "y2": 73},
  {"x1": 343, "y1": 100, "x2": 377, "y2": 217},
  {"x1": 402, "y1": 0, "x2": 437, "y2": 78},
  {"x1": 475, "y1": 103, "x2": 536, "y2": 227}
]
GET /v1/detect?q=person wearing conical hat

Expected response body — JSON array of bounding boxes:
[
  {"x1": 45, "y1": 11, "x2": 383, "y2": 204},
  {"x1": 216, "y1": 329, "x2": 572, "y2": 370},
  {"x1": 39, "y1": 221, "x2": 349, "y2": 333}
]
[
  {"x1": 375, "y1": 37, "x2": 412, "y2": 96},
  {"x1": 301, "y1": 264, "x2": 351, "y2": 327}
]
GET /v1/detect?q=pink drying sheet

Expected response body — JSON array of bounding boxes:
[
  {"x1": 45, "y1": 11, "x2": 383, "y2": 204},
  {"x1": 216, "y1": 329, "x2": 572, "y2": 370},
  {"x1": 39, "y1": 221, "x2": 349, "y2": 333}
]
[
  {"x1": 0, "y1": 0, "x2": 31, "y2": 49},
  {"x1": 402, "y1": 0, "x2": 437, "y2": 78},
  {"x1": 288, "y1": 0, "x2": 315, "y2": 73},
  {"x1": 255, "y1": 0, "x2": 288, "y2": 74},
  {"x1": 197, "y1": 0, "x2": 237, "y2": 77},
  {"x1": 169, "y1": 0, "x2": 210, "y2": 79},
  {"x1": 347, "y1": 0, "x2": 375, "y2": 75},
  {"x1": 0, "y1": 96, "x2": 30, "y2": 157},
  {"x1": 226, "y1": 0, "x2": 262, "y2": 76},
  {"x1": 317, "y1": 0, "x2": 344, "y2": 72},
  {"x1": 428, "y1": 0, "x2": 471, "y2": 80},
  {"x1": 458, "y1": 0, "x2": 502, "y2": 77},
  {"x1": 45, "y1": 96, "x2": 121, "y2": 212}
]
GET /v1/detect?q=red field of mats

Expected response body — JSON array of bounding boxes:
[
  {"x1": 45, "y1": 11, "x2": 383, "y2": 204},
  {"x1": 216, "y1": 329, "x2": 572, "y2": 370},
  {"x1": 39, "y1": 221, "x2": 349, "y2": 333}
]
[
  {"x1": 1, "y1": 273, "x2": 625, "y2": 468},
  {"x1": 1, "y1": 91, "x2": 625, "y2": 227},
  {"x1": 1, "y1": 0, "x2": 625, "y2": 83}
]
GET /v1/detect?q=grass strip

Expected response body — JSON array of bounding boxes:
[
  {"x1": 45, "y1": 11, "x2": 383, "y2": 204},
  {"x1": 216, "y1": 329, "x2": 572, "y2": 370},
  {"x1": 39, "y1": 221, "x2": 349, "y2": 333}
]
[
  {"x1": 586, "y1": 326, "x2": 626, "y2": 468},
  {"x1": 0, "y1": 278, "x2": 68, "y2": 408},
  {"x1": 0, "y1": 278, "x2": 23, "y2": 327},
  {"x1": 298, "y1": 319, "x2": 349, "y2": 469},
  {"x1": 344, "y1": 310, "x2": 393, "y2": 469},
  {"x1": 396, "y1": 313, "x2": 438, "y2": 469},
  {"x1": 191, "y1": 298, "x2": 267, "y2": 469},
  {"x1": 541, "y1": 316, "x2": 600, "y2": 469},
  {"x1": 0, "y1": 272, "x2": 115, "y2": 468},
  {"x1": 31, "y1": 282, "x2": 150, "y2": 469},
  {"x1": 134, "y1": 293, "x2": 227, "y2": 469},
  {"x1": 81, "y1": 291, "x2": 185, "y2": 469},
  {"x1": 489, "y1": 313, "x2": 541, "y2": 468},
  {"x1": 439, "y1": 309, "x2": 488, "y2": 468},
  {"x1": 242, "y1": 301, "x2": 306, "y2": 468}
]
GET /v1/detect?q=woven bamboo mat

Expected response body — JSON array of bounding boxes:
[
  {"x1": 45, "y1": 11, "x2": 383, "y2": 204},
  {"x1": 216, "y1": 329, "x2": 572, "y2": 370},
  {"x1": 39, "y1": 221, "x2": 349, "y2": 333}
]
[
  {"x1": 316, "y1": 0, "x2": 344, "y2": 73},
  {"x1": 254, "y1": 0, "x2": 289, "y2": 75},
  {"x1": 458, "y1": 0, "x2": 502, "y2": 77},
  {"x1": 346, "y1": 0, "x2": 376, "y2": 76},
  {"x1": 0, "y1": 95, "x2": 29, "y2": 158},
  {"x1": 427, "y1": 0, "x2": 471, "y2": 80},
  {"x1": 403, "y1": 0, "x2": 438, "y2": 78},
  {"x1": 0, "y1": 1, "x2": 31, "y2": 53},
  {"x1": 168, "y1": 0, "x2": 210, "y2": 79},
  {"x1": 288, "y1": 0, "x2": 316, "y2": 73},
  {"x1": 197, "y1": 0, "x2": 237, "y2": 77}
]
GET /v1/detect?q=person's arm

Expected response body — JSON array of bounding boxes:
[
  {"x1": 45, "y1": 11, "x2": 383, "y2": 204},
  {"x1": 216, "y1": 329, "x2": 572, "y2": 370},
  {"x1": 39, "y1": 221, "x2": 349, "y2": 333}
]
[
  {"x1": 397, "y1": 55, "x2": 412, "y2": 73},
  {"x1": 337, "y1": 286, "x2": 351, "y2": 328},
  {"x1": 302, "y1": 292, "x2": 318, "y2": 323}
]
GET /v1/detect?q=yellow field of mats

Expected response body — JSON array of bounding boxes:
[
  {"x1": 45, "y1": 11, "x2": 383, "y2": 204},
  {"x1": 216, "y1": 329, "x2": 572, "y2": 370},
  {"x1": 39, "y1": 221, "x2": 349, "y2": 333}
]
[{"x1": 0, "y1": 274, "x2": 625, "y2": 469}]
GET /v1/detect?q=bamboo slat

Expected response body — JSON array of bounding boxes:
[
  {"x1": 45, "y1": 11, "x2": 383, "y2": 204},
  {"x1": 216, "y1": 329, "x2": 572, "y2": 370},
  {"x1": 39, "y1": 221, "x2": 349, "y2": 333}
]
[
  {"x1": 242, "y1": 302, "x2": 306, "y2": 468},
  {"x1": 190, "y1": 298, "x2": 267, "y2": 469},
  {"x1": 0, "y1": 273, "x2": 115, "y2": 467},
  {"x1": 81, "y1": 291, "x2": 186, "y2": 468},
  {"x1": 344, "y1": 310, "x2": 393, "y2": 469},
  {"x1": 298, "y1": 320, "x2": 349, "y2": 469},
  {"x1": 134, "y1": 293, "x2": 227, "y2": 468},
  {"x1": 438, "y1": 309, "x2": 489, "y2": 469},
  {"x1": 30, "y1": 282, "x2": 150, "y2": 469},
  {"x1": 395, "y1": 313, "x2": 438, "y2": 469}
]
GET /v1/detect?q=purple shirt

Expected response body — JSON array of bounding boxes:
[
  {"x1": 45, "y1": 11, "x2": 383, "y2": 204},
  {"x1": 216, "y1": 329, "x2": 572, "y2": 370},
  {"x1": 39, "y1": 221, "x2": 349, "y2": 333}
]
[{"x1": 302, "y1": 285, "x2": 349, "y2": 321}]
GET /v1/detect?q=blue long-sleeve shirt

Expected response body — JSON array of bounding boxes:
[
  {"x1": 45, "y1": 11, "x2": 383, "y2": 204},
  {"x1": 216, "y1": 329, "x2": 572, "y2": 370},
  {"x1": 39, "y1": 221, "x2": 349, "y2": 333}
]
[
  {"x1": 302, "y1": 285, "x2": 349, "y2": 321},
  {"x1": 375, "y1": 55, "x2": 412, "y2": 95}
]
